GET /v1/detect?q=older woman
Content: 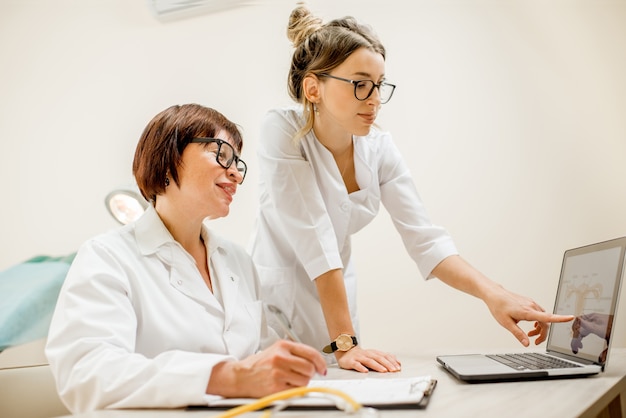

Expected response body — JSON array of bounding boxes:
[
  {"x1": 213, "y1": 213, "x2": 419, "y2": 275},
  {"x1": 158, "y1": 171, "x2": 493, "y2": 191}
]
[{"x1": 46, "y1": 104, "x2": 325, "y2": 413}]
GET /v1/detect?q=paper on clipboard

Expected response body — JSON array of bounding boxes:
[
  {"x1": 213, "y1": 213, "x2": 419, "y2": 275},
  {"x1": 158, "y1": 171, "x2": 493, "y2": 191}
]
[
  {"x1": 307, "y1": 375, "x2": 435, "y2": 405},
  {"x1": 203, "y1": 375, "x2": 436, "y2": 410}
]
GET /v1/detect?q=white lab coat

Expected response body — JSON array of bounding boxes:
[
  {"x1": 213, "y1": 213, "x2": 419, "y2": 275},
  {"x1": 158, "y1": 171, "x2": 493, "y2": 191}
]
[
  {"x1": 46, "y1": 206, "x2": 277, "y2": 413},
  {"x1": 249, "y1": 107, "x2": 458, "y2": 351}
]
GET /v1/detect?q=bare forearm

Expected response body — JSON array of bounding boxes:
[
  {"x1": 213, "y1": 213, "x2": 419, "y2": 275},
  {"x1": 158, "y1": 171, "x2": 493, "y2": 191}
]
[
  {"x1": 315, "y1": 269, "x2": 402, "y2": 373},
  {"x1": 314, "y1": 268, "x2": 355, "y2": 340},
  {"x1": 431, "y1": 255, "x2": 501, "y2": 301},
  {"x1": 432, "y1": 255, "x2": 574, "y2": 346},
  {"x1": 206, "y1": 361, "x2": 238, "y2": 398}
]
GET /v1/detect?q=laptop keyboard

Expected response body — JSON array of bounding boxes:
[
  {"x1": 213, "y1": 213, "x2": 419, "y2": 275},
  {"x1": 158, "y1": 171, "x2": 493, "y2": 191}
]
[{"x1": 487, "y1": 353, "x2": 582, "y2": 371}]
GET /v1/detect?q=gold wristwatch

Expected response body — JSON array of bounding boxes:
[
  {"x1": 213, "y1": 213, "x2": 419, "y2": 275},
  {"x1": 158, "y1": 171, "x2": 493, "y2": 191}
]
[{"x1": 322, "y1": 334, "x2": 358, "y2": 354}]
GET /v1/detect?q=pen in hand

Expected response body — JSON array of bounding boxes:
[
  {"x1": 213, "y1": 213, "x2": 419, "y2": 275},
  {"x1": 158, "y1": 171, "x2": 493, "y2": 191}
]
[{"x1": 266, "y1": 304, "x2": 328, "y2": 378}]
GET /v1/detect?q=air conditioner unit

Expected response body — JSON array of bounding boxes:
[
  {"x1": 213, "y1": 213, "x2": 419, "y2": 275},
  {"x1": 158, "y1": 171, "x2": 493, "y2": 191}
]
[{"x1": 147, "y1": 0, "x2": 252, "y2": 22}]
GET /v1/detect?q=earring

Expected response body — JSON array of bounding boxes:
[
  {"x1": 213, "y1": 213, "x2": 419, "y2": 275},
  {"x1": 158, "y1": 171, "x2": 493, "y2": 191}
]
[
  {"x1": 314, "y1": 103, "x2": 319, "y2": 116},
  {"x1": 165, "y1": 177, "x2": 170, "y2": 187}
]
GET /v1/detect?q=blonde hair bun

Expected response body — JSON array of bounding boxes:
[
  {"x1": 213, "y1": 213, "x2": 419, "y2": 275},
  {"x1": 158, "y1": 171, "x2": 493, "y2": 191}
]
[{"x1": 287, "y1": 2, "x2": 323, "y2": 48}]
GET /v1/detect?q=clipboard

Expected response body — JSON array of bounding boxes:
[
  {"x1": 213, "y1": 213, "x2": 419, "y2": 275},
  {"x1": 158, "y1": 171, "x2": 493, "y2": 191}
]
[{"x1": 188, "y1": 376, "x2": 437, "y2": 411}]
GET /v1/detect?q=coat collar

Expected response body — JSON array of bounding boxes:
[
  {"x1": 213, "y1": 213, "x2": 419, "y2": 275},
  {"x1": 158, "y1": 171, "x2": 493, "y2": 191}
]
[
  {"x1": 133, "y1": 205, "x2": 239, "y2": 318},
  {"x1": 134, "y1": 205, "x2": 231, "y2": 258},
  {"x1": 134, "y1": 205, "x2": 173, "y2": 256}
]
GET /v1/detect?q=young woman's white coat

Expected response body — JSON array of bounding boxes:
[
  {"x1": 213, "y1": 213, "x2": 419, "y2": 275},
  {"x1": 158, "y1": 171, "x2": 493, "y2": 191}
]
[{"x1": 249, "y1": 107, "x2": 458, "y2": 351}]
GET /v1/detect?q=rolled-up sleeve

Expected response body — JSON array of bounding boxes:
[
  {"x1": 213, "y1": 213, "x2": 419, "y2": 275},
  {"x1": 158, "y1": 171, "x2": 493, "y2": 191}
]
[{"x1": 378, "y1": 136, "x2": 458, "y2": 279}]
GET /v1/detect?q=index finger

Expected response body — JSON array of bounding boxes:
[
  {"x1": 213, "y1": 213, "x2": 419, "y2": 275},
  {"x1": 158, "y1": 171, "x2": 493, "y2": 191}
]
[{"x1": 531, "y1": 312, "x2": 574, "y2": 323}]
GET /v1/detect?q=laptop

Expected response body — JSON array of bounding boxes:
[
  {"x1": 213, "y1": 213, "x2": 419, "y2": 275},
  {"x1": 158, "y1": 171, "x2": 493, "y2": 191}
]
[{"x1": 437, "y1": 236, "x2": 626, "y2": 382}]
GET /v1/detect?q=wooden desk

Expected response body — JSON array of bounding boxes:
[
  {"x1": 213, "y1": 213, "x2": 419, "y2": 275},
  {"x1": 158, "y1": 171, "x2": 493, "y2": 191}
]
[{"x1": 55, "y1": 348, "x2": 626, "y2": 418}]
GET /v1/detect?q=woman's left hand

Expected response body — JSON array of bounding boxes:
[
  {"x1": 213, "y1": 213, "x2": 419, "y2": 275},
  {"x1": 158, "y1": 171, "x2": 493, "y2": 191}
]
[{"x1": 335, "y1": 346, "x2": 401, "y2": 373}]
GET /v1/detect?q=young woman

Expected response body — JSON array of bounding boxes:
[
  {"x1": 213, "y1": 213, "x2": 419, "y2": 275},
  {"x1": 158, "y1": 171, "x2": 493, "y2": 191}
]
[
  {"x1": 249, "y1": 4, "x2": 573, "y2": 373},
  {"x1": 45, "y1": 104, "x2": 326, "y2": 413}
]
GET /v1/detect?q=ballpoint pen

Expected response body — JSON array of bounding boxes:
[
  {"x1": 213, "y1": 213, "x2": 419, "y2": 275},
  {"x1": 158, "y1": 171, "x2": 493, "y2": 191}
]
[{"x1": 265, "y1": 304, "x2": 303, "y2": 343}]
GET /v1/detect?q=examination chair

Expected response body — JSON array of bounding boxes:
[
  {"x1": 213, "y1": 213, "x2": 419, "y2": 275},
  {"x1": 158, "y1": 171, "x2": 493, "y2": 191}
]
[{"x1": 0, "y1": 255, "x2": 75, "y2": 417}]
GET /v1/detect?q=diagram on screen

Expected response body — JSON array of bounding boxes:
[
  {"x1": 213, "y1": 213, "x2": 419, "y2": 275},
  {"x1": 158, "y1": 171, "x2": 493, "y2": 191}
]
[
  {"x1": 551, "y1": 247, "x2": 620, "y2": 361},
  {"x1": 565, "y1": 278, "x2": 603, "y2": 316}
]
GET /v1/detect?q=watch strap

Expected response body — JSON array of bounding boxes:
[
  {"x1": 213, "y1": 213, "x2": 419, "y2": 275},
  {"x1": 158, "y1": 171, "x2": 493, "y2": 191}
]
[{"x1": 322, "y1": 335, "x2": 358, "y2": 354}]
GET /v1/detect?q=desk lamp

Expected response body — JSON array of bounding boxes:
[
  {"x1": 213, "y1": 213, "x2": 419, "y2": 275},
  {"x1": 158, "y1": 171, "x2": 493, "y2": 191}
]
[{"x1": 105, "y1": 187, "x2": 148, "y2": 225}]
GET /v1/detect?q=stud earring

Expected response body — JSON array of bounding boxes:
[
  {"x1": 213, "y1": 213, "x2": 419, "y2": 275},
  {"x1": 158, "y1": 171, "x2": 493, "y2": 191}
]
[{"x1": 165, "y1": 177, "x2": 170, "y2": 187}]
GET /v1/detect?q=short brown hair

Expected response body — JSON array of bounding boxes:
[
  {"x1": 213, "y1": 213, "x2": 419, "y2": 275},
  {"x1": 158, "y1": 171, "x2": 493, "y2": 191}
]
[{"x1": 132, "y1": 104, "x2": 243, "y2": 203}]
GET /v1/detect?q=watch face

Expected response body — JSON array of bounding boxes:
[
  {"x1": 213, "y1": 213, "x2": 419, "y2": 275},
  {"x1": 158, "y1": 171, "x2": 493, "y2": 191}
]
[{"x1": 336, "y1": 334, "x2": 354, "y2": 351}]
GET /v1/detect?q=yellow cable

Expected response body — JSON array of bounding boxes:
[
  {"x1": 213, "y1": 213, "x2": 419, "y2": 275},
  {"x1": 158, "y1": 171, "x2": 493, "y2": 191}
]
[{"x1": 214, "y1": 386, "x2": 362, "y2": 418}]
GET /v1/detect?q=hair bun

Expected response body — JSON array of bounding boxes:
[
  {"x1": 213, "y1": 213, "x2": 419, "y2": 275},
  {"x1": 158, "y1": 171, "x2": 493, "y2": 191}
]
[{"x1": 287, "y1": 3, "x2": 323, "y2": 48}]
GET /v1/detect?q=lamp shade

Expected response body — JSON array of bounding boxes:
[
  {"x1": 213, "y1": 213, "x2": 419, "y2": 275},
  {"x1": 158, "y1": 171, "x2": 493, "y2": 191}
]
[{"x1": 105, "y1": 188, "x2": 148, "y2": 225}]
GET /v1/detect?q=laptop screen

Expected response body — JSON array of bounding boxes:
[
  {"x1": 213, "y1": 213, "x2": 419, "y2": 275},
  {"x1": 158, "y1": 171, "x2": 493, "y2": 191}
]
[{"x1": 547, "y1": 237, "x2": 626, "y2": 366}]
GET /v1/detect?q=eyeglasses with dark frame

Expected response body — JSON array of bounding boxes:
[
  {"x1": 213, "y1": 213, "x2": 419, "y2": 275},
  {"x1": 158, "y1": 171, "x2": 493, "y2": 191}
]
[
  {"x1": 190, "y1": 138, "x2": 247, "y2": 184},
  {"x1": 319, "y1": 74, "x2": 396, "y2": 104}
]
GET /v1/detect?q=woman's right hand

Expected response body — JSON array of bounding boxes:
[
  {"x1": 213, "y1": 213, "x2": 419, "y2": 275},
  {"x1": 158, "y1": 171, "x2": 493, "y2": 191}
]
[
  {"x1": 207, "y1": 340, "x2": 327, "y2": 398},
  {"x1": 335, "y1": 345, "x2": 401, "y2": 373}
]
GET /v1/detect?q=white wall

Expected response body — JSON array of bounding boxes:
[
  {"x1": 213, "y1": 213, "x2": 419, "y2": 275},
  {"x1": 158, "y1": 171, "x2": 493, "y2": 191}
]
[{"x1": 1, "y1": 0, "x2": 625, "y2": 353}]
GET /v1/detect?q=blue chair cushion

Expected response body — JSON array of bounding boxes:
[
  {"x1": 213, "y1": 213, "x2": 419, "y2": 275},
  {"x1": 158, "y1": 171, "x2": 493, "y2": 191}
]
[{"x1": 0, "y1": 254, "x2": 75, "y2": 351}]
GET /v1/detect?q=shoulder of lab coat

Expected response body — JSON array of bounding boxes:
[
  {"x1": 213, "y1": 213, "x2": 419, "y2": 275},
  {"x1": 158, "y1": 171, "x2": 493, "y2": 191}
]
[{"x1": 255, "y1": 107, "x2": 343, "y2": 279}]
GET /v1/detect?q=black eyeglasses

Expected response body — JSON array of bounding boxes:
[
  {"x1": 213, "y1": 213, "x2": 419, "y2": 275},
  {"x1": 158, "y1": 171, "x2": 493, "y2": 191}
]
[
  {"x1": 319, "y1": 74, "x2": 396, "y2": 104},
  {"x1": 190, "y1": 138, "x2": 247, "y2": 184}
]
